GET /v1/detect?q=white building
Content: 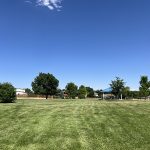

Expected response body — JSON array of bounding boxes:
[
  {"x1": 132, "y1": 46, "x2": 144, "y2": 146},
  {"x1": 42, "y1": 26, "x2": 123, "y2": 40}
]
[{"x1": 16, "y1": 88, "x2": 27, "y2": 96}]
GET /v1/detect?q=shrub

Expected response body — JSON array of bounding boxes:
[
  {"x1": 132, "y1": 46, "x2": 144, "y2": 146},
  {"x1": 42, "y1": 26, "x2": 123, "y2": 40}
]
[{"x1": 0, "y1": 83, "x2": 16, "y2": 103}]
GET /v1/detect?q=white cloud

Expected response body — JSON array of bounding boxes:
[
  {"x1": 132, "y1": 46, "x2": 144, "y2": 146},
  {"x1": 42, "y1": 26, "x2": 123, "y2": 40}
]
[
  {"x1": 36, "y1": 0, "x2": 62, "y2": 10},
  {"x1": 25, "y1": 0, "x2": 33, "y2": 4}
]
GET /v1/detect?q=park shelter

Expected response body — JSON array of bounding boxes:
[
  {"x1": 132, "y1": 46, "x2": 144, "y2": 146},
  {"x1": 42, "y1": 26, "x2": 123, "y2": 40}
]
[{"x1": 102, "y1": 88, "x2": 114, "y2": 99}]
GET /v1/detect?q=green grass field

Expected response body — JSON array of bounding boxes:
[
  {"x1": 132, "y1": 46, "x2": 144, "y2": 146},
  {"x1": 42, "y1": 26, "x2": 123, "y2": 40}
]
[{"x1": 0, "y1": 99, "x2": 150, "y2": 150}]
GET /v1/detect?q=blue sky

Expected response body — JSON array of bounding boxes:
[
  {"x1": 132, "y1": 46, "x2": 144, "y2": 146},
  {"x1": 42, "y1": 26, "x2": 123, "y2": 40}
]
[{"x1": 0, "y1": 0, "x2": 150, "y2": 90}]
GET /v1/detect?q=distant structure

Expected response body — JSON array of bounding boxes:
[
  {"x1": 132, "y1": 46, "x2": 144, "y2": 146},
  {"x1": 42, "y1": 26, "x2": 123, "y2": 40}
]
[
  {"x1": 94, "y1": 92, "x2": 99, "y2": 97},
  {"x1": 102, "y1": 88, "x2": 115, "y2": 99},
  {"x1": 16, "y1": 88, "x2": 27, "y2": 96}
]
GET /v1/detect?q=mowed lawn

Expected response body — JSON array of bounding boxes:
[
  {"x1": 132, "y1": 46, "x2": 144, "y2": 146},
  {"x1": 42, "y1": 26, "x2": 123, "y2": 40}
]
[{"x1": 0, "y1": 99, "x2": 150, "y2": 150}]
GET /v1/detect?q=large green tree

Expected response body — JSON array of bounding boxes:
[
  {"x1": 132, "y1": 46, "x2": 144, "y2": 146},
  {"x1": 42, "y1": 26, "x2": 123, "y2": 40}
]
[
  {"x1": 110, "y1": 77, "x2": 125, "y2": 99},
  {"x1": 78, "y1": 85, "x2": 87, "y2": 99},
  {"x1": 65, "y1": 82, "x2": 78, "y2": 99},
  {"x1": 139, "y1": 76, "x2": 150, "y2": 99},
  {"x1": 32, "y1": 73, "x2": 59, "y2": 99}
]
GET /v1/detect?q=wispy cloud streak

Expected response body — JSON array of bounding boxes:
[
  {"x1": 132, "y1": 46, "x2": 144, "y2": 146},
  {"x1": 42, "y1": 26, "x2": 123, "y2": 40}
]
[
  {"x1": 36, "y1": 0, "x2": 62, "y2": 10},
  {"x1": 25, "y1": 0, "x2": 63, "y2": 10}
]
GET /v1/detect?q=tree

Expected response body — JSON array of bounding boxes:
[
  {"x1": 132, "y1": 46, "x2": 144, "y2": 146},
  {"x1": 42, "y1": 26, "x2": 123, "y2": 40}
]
[
  {"x1": 25, "y1": 88, "x2": 34, "y2": 96},
  {"x1": 122, "y1": 86, "x2": 130, "y2": 99},
  {"x1": 78, "y1": 85, "x2": 87, "y2": 99},
  {"x1": 110, "y1": 77, "x2": 125, "y2": 99},
  {"x1": 86, "y1": 87, "x2": 94, "y2": 98},
  {"x1": 0, "y1": 82, "x2": 16, "y2": 103},
  {"x1": 95, "y1": 90, "x2": 103, "y2": 98},
  {"x1": 55, "y1": 88, "x2": 63, "y2": 98},
  {"x1": 32, "y1": 73, "x2": 59, "y2": 99},
  {"x1": 139, "y1": 76, "x2": 150, "y2": 99},
  {"x1": 65, "y1": 82, "x2": 78, "y2": 99},
  {"x1": 128, "y1": 91, "x2": 140, "y2": 99}
]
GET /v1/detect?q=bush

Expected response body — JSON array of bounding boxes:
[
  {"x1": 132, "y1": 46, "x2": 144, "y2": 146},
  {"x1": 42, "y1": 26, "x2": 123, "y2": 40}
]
[{"x1": 0, "y1": 83, "x2": 16, "y2": 103}]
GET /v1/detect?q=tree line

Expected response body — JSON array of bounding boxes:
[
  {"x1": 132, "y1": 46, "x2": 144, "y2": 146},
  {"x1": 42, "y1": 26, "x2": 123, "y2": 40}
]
[
  {"x1": 31, "y1": 73, "x2": 95, "y2": 99},
  {"x1": 0, "y1": 72, "x2": 150, "y2": 102}
]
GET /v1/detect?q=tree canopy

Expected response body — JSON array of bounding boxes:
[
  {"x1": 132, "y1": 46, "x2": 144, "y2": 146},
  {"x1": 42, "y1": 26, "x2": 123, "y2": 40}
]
[
  {"x1": 139, "y1": 76, "x2": 150, "y2": 99},
  {"x1": 65, "y1": 82, "x2": 78, "y2": 99},
  {"x1": 110, "y1": 77, "x2": 125, "y2": 99},
  {"x1": 122, "y1": 86, "x2": 130, "y2": 99},
  {"x1": 32, "y1": 73, "x2": 59, "y2": 99},
  {"x1": 25, "y1": 88, "x2": 34, "y2": 96},
  {"x1": 86, "y1": 87, "x2": 94, "y2": 98},
  {"x1": 78, "y1": 85, "x2": 87, "y2": 99}
]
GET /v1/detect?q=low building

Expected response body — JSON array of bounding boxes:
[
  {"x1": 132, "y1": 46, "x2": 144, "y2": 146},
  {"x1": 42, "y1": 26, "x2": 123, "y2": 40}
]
[
  {"x1": 16, "y1": 88, "x2": 27, "y2": 96},
  {"x1": 94, "y1": 92, "x2": 99, "y2": 97}
]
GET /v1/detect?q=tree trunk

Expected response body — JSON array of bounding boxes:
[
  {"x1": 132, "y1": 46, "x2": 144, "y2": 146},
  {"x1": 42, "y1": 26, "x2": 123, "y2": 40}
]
[{"x1": 46, "y1": 95, "x2": 48, "y2": 99}]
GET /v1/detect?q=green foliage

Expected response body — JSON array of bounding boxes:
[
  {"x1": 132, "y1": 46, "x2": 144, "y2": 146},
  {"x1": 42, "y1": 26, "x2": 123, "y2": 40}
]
[
  {"x1": 110, "y1": 77, "x2": 125, "y2": 99},
  {"x1": 122, "y1": 86, "x2": 130, "y2": 99},
  {"x1": 78, "y1": 85, "x2": 87, "y2": 99},
  {"x1": 32, "y1": 72, "x2": 59, "y2": 99},
  {"x1": 86, "y1": 87, "x2": 94, "y2": 97},
  {"x1": 54, "y1": 89, "x2": 63, "y2": 98},
  {"x1": 0, "y1": 82, "x2": 16, "y2": 103},
  {"x1": 25, "y1": 88, "x2": 33, "y2": 96},
  {"x1": 95, "y1": 90, "x2": 103, "y2": 98},
  {"x1": 65, "y1": 82, "x2": 78, "y2": 99},
  {"x1": 128, "y1": 91, "x2": 140, "y2": 99},
  {"x1": 139, "y1": 76, "x2": 150, "y2": 99}
]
